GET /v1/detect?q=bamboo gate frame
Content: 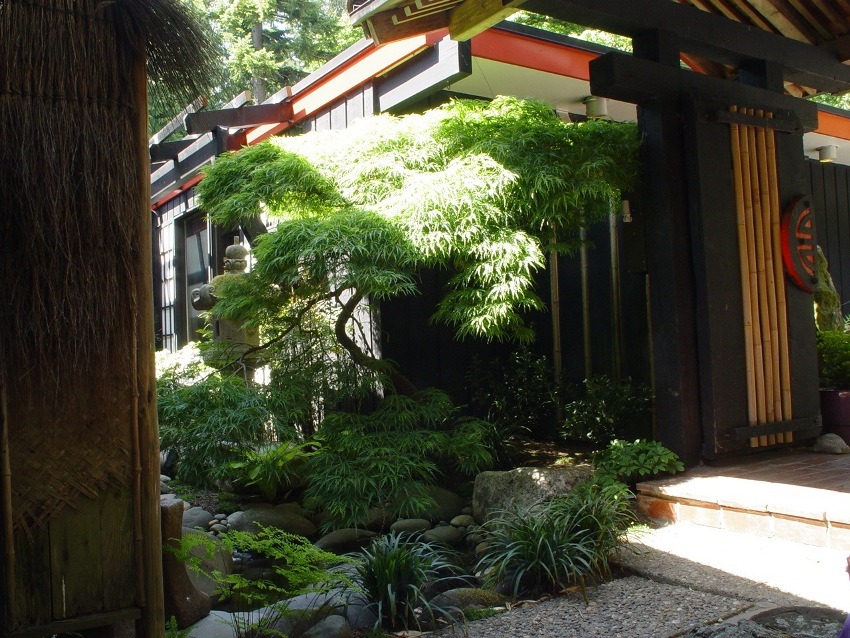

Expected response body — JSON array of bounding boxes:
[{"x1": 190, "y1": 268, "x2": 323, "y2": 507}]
[{"x1": 729, "y1": 106, "x2": 794, "y2": 448}]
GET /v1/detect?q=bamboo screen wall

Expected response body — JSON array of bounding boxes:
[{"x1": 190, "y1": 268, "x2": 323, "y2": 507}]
[{"x1": 729, "y1": 107, "x2": 794, "y2": 447}]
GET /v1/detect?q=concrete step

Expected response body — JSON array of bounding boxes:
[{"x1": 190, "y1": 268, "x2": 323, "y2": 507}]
[{"x1": 635, "y1": 449, "x2": 850, "y2": 550}]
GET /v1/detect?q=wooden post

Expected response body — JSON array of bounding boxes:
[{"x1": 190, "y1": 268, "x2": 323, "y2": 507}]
[
  {"x1": 132, "y1": 58, "x2": 165, "y2": 638},
  {"x1": 1, "y1": 380, "x2": 14, "y2": 617}
]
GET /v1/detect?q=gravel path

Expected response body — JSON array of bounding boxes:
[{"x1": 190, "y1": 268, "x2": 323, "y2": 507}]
[
  {"x1": 435, "y1": 523, "x2": 850, "y2": 638},
  {"x1": 436, "y1": 577, "x2": 751, "y2": 638}
]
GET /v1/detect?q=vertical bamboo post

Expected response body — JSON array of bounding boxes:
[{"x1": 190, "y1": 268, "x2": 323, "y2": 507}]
[
  {"x1": 729, "y1": 107, "x2": 759, "y2": 445},
  {"x1": 548, "y1": 225, "x2": 563, "y2": 424},
  {"x1": 132, "y1": 57, "x2": 165, "y2": 638},
  {"x1": 739, "y1": 116, "x2": 767, "y2": 433},
  {"x1": 745, "y1": 111, "x2": 772, "y2": 446},
  {"x1": 765, "y1": 114, "x2": 793, "y2": 429},
  {"x1": 755, "y1": 110, "x2": 781, "y2": 445},
  {"x1": 1, "y1": 379, "x2": 15, "y2": 614}
]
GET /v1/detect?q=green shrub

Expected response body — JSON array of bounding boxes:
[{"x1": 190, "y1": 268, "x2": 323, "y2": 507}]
[
  {"x1": 817, "y1": 330, "x2": 850, "y2": 390},
  {"x1": 305, "y1": 389, "x2": 494, "y2": 531},
  {"x1": 174, "y1": 525, "x2": 349, "y2": 638},
  {"x1": 348, "y1": 531, "x2": 470, "y2": 631},
  {"x1": 560, "y1": 375, "x2": 652, "y2": 446},
  {"x1": 466, "y1": 347, "x2": 559, "y2": 451},
  {"x1": 231, "y1": 440, "x2": 318, "y2": 502},
  {"x1": 475, "y1": 480, "x2": 634, "y2": 597},
  {"x1": 592, "y1": 439, "x2": 684, "y2": 488},
  {"x1": 157, "y1": 346, "x2": 273, "y2": 487}
]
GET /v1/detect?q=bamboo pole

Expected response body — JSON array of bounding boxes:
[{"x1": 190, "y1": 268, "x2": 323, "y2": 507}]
[
  {"x1": 549, "y1": 225, "x2": 563, "y2": 424},
  {"x1": 745, "y1": 111, "x2": 773, "y2": 446},
  {"x1": 754, "y1": 109, "x2": 781, "y2": 445},
  {"x1": 729, "y1": 107, "x2": 759, "y2": 445},
  {"x1": 1, "y1": 378, "x2": 15, "y2": 612},
  {"x1": 132, "y1": 57, "x2": 164, "y2": 638},
  {"x1": 739, "y1": 116, "x2": 767, "y2": 434},
  {"x1": 131, "y1": 312, "x2": 145, "y2": 607},
  {"x1": 765, "y1": 113, "x2": 794, "y2": 428}
]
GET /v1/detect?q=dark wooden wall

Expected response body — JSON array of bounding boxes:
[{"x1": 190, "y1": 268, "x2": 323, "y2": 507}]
[{"x1": 809, "y1": 157, "x2": 850, "y2": 311}]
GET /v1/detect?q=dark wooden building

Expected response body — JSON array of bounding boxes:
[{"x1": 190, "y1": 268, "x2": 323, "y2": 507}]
[{"x1": 150, "y1": 11, "x2": 850, "y2": 466}]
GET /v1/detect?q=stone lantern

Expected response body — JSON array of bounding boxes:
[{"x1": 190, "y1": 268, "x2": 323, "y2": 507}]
[{"x1": 191, "y1": 237, "x2": 260, "y2": 364}]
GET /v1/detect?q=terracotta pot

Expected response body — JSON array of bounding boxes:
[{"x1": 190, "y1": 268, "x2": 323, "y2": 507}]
[{"x1": 819, "y1": 389, "x2": 850, "y2": 444}]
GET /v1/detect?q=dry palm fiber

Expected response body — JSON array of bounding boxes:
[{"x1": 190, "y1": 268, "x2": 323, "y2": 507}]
[{"x1": 0, "y1": 0, "x2": 219, "y2": 531}]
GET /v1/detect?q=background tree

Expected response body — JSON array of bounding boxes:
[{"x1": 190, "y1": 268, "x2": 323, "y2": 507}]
[{"x1": 192, "y1": 0, "x2": 360, "y2": 104}]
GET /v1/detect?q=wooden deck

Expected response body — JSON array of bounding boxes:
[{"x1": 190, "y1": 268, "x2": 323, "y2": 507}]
[{"x1": 636, "y1": 447, "x2": 850, "y2": 550}]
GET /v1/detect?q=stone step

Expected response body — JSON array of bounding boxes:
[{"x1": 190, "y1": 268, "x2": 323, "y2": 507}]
[{"x1": 636, "y1": 459, "x2": 850, "y2": 550}]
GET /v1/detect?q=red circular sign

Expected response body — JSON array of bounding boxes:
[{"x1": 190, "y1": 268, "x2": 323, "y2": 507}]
[{"x1": 781, "y1": 196, "x2": 817, "y2": 292}]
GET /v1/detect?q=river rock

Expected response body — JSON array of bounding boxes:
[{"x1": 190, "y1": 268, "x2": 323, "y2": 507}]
[
  {"x1": 390, "y1": 518, "x2": 431, "y2": 534},
  {"x1": 229, "y1": 506, "x2": 317, "y2": 538},
  {"x1": 473, "y1": 466, "x2": 592, "y2": 523},
  {"x1": 813, "y1": 433, "x2": 850, "y2": 454},
  {"x1": 314, "y1": 528, "x2": 377, "y2": 553},
  {"x1": 450, "y1": 514, "x2": 475, "y2": 527},
  {"x1": 424, "y1": 486, "x2": 465, "y2": 523},
  {"x1": 302, "y1": 615, "x2": 352, "y2": 638},
  {"x1": 423, "y1": 524, "x2": 466, "y2": 545},
  {"x1": 183, "y1": 506, "x2": 215, "y2": 530}
]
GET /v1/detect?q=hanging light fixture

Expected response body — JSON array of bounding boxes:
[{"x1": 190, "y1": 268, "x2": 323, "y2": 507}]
[
  {"x1": 818, "y1": 144, "x2": 838, "y2": 162},
  {"x1": 583, "y1": 96, "x2": 608, "y2": 119}
]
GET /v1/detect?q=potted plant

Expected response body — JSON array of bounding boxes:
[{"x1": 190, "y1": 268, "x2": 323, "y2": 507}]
[{"x1": 817, "y1": 330, "x2": 850, "y2": 443}]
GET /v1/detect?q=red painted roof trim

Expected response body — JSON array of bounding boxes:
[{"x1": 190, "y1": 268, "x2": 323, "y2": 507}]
[
  {"x1": 471, "y1": 28, "x2": 597, "y2": 81},
  {"x1": 815, "y1": 110, "x2": 850, "y2": 141}
]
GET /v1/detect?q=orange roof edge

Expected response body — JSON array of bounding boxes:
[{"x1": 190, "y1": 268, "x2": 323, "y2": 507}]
[{"x1": 816, "y1": 110, "x2": 850, "y2": 141}]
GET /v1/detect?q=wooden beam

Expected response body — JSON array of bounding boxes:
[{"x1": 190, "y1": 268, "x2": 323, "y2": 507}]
[
  {"x1": 185, "y1": 102, "x2": 293, "y2": 134},
  {"x1": 448, "y1": 0, "x2": 526, "y2": 41},
  {"x1": 746, "y1": 0, "x2": 816, "y2": 42},
  {"x1": 522, "y1": 0, "x2": 850, "y2": 92},
  {"x1": 823, "y1": 33, "x2": 850, "y2": 61},
  {"x1": 377, "y1": 37, "x2": 471, "y2": 111},
  {"x1": 367, "y1": 9, "x2": 450, "y2": 44},
  {"x1": 148, "y1": 97, "x2": 205, "y2": 146},
  {"x1": 589, "y1": 51, "x2": 819, "y2": 130}
]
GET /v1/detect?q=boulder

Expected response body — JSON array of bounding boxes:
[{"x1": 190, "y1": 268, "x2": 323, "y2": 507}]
[
  {"x1": 389, "y1": 518, "x2": 431, "y2": 534},
  {"x1": 341, "y1": 592, "x2": 380, "y2": 630},
  {"x1": 429, "y1": 587, "x2": 507, "y2": 616},
  {"x1": 364, "y1": 506, "x2": 392, "y2": 532},
  {"x1": 813, "y1": 433, "x2": 850, "y2": 454},
  {"x1": 183, "y1": 506, "x2": 215, "y2": 530},
  {"x1": 473, "y1": 466, "x2": 592, "y2": 523},
  {"x1": 229, "y1": 506, "x2": 317, "y2": 538},
  {"x1": 302, "y1": 615, "x2": 352, "y2": 638},
  {"x1": 162, "y1": 498, "x2": 211, "y2": 628},
  {"x1": 187, "y1": 610, "x2": 238, "y2": 638},
  {"x1": 182, "y1": 527, "x2": 234, "y2": 604},
  {"x1": 424, "y1": 486, "x2": 465, "y2": 523},
  {"x1": 314, "y1": 528, "x2": 377, "y2": 554}
]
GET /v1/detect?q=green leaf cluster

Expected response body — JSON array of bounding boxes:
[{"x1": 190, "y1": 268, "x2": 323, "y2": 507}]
[
  {"x1": 475, "y1": 480, "x2": 634, "y2": 597},
  {"x1": 592, "y1": 439, "x2": 684, "y2": 489},
  {"x1": 175, "y1": 525, "x2": 349, "y2": 636},
  {"x1": 348, "y1": 531, "x2": 470, "y2": 631},
  {"x1": 231, "y1": 440, "x2": 319, "y2": 501},
  {"x1": 560, "y1": 375, "x2": 653, "y2": 446},
  {"x1": 817, "y1": 330, "x2": 850, "y2": 390},
  {"x1": 199, "y1": 96, "x2": 639, "y2": 347},
  {"x1": 304, "y1": 389, "x2": 494, "y2": 531}
]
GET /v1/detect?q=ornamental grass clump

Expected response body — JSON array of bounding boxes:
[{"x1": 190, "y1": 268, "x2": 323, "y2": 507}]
[
  {"x1": 476, "y1": 480, "x2": 634, "y2": 597},
  {"x1": 348, "y1": 531, "x2": 471, "y2": 632}
]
